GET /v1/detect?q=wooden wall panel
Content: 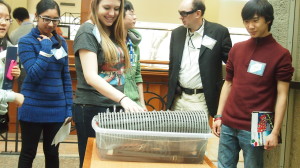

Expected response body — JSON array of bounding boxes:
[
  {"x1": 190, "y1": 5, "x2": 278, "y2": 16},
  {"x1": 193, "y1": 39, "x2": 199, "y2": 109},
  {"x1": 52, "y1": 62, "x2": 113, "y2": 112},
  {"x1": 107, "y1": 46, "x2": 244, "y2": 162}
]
[{"x1": 81, "y1": 0, "x2": 91, "y2": 23}]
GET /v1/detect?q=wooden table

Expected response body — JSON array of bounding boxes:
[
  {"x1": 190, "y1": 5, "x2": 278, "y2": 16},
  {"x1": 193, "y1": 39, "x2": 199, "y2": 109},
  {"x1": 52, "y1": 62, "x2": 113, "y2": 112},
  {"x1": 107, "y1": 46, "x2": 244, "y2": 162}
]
[{"x1": 83, "y1": 138, "x2": 217, "y2": 168}]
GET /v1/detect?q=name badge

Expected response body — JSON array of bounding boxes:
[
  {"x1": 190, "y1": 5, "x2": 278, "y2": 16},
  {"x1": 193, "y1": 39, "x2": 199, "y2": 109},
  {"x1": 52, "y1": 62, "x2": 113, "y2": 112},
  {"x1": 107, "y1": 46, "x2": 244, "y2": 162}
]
[
  {"x1": 202, "y1": 35, "x2": 217, "y2": 50},
  {"x1": 247, "y1": 60, "x2": 266, "y2": 76},
  {"x1": 52, "y1": 47, "x2": 67, "y2": 60}
]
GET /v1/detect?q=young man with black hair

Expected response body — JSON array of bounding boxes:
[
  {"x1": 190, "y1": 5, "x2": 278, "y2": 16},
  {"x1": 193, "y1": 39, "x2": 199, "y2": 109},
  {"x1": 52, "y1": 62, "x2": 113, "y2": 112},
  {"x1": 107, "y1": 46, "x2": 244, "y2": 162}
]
[
  {"x1": 123, "y1": 0, "x2": 147, "y2": 110},
  {"x1": 9, "y1": 7, "x2": 34, "y2": 45},
  {"x1": 212, "y1": 0, "x2": 294, "y2": 167}
]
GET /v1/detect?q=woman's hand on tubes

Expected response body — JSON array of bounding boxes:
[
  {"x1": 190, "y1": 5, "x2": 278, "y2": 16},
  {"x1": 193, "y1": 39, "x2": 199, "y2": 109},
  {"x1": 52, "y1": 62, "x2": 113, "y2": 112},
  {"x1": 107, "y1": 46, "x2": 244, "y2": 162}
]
[{"x1": 120, "y1": 96, "x2": 145, "y2": 113}]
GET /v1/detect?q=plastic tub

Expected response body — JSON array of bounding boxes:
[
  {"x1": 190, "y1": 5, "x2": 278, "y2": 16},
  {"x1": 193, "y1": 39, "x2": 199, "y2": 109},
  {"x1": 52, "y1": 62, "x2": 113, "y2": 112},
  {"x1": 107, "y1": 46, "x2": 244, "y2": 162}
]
[{"x1": 92, "y1": 117, "x2": 211, "y2": 163}]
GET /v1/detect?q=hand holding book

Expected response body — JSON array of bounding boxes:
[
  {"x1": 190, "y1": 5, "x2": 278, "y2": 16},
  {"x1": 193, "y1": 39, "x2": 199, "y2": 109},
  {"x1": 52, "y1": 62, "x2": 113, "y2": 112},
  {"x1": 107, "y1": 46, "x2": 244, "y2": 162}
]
[
  {"x1": 251, "y1": 111, "x2": 274, "y2": 147},
  {"x1": 264, "y1": 132, "x2": 279, "y2": 150}
]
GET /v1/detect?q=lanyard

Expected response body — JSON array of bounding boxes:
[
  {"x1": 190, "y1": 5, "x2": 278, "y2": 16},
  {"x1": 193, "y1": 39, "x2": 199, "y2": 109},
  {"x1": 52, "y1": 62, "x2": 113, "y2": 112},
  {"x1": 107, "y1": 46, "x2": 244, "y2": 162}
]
[{"x1": 127, "y1": 38, "x2": 135, "y2": 66}]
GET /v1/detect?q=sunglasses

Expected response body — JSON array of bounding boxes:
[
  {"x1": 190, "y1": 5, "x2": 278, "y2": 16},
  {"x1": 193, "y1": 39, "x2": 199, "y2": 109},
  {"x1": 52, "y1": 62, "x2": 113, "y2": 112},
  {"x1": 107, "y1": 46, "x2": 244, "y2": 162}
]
[{"x1": 178, "y1": 9, "x2": 197, "y2": 17}]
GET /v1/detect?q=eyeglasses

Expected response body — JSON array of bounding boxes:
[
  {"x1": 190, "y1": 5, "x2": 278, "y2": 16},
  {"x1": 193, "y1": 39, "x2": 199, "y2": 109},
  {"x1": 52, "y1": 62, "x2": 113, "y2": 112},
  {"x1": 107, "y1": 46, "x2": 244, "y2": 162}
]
[
  {"x1": 188, "y1": 33, "x2": 200, "y2": 49},
  {"x1": 127, "y1": 13, "x2": 136, "y2": 17},
  {"x1": 178, "y1": 9, "x2": 197, "y2": 17},
  {"x1": 0, "y1": 18, "x2": 12, "y2": 24},
  {"x1": 39, "y1": 15, "x2": 60, "y2": 25}
]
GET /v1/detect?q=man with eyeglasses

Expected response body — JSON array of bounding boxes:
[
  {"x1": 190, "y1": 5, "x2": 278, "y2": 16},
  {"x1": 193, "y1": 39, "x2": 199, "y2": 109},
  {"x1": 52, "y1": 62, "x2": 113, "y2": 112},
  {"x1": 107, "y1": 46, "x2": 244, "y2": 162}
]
[{"x1": 167, "y1": 0, "x2": 232, "y2": 119}]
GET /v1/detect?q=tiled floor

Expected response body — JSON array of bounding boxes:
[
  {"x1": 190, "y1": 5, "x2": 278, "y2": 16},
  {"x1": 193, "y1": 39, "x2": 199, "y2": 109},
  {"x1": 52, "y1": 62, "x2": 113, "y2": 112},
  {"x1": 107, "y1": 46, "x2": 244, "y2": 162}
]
[
  {"x1": 207, "y1": 135, "x2": 244, "y2": 168},
  {"x1": 0, "y1": 133, "x2": 244, "y2": 168}
]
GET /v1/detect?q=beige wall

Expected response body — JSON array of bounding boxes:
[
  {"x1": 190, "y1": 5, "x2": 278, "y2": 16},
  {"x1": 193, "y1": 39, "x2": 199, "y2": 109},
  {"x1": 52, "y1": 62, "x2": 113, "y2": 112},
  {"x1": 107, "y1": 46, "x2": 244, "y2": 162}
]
[
  {"x1": 26, "y1": 0, "x2": 81, "y2": 16},
  {"x1": 6, "y1": 0, "x2": 81, "y2": 33},
  {"x1": 6, "y1": 0, "x2": 247, "y2": 33},
  {"x1": 209, "y1": 0, "x2": 247, "y2": 27},
  {"x1": 129, "y1": 0, "x2": 182, "y2": 24},
  {"x1": 130, "y1": 0, "x2": 247, "y2": 27},
  {"x1": 5, "y1": 0, "x2": 28, "y2": 34}
]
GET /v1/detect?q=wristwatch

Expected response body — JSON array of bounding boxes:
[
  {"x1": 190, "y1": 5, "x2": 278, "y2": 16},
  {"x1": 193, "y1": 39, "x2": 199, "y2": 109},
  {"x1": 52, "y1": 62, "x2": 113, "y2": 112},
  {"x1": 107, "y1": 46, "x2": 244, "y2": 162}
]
[
  {"x1": 214, "y1": 114, "x2": 222, "y2": 118},
  {"x1": 214, "y1": 114, "x2": 222, "y2": 122}
]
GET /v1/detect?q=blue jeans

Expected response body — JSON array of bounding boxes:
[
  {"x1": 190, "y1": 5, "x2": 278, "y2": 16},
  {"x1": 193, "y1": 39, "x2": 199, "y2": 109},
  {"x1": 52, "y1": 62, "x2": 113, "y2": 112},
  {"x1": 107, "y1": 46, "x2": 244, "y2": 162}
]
[
  {"x1": 218, "y1": 124, "x2": 264, "y2": 168},
  {"x1": 72, "y1": 104, "x2": 123, "y2": 168}
]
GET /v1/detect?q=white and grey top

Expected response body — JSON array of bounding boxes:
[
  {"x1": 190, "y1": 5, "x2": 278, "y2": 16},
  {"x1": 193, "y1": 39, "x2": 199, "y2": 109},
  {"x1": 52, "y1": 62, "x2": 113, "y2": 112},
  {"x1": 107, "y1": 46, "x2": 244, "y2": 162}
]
[{"x1": 0, "y1": 42, "x2": 16, "y2": 115}]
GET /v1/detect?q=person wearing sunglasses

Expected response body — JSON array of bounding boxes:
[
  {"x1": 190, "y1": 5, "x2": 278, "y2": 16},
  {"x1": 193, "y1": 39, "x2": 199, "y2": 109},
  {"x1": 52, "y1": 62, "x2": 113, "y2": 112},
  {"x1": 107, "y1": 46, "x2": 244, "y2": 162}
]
[
  {"x1": 167, "y1": 0, "x2": 232, "y2": 119},
  {"x1": 17, "y1": 0, "x2": 73, "y2": 167}
]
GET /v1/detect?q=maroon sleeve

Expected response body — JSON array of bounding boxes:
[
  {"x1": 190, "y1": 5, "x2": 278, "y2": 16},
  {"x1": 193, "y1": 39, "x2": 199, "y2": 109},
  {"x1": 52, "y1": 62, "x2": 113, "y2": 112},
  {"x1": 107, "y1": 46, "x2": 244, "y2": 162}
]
[
  {"x1": 225, "y1": 46, "x2": 235, "y2": 81},
  {"x1": 276, "y1": 51, "x2": 294, "y2": 82}
]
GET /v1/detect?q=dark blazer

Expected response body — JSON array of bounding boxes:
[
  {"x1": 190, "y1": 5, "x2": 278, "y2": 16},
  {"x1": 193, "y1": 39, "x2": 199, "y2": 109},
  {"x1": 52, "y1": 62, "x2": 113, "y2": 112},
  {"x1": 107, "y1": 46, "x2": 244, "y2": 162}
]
[{"x1": 167, "y1": 20, "x2": 232, "y2": 117}]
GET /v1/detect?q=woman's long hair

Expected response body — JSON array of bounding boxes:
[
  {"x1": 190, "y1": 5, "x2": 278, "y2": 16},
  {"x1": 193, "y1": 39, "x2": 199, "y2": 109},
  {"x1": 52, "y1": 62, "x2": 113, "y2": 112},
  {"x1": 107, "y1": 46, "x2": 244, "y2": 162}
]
[{"x1": 90, "y1": 0, "x2": 130, "y2": 69}]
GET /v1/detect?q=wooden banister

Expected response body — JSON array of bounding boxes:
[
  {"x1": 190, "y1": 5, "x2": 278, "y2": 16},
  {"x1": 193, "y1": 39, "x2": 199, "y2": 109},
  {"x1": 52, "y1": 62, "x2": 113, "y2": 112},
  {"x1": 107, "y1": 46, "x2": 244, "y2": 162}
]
[{"x1": 140, "y1": 60, "x2": 169, "y2": 65}]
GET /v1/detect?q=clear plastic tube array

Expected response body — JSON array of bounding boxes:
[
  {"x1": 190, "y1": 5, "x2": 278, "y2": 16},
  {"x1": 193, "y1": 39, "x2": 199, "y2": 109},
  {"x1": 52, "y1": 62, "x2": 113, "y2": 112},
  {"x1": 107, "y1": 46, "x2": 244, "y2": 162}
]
[
  {"x1": 92, "y1": 110, "x2": 211, "y2": 163},
  {"x1": 97, "y1": 110, "x2": 210, "y2": 134}
]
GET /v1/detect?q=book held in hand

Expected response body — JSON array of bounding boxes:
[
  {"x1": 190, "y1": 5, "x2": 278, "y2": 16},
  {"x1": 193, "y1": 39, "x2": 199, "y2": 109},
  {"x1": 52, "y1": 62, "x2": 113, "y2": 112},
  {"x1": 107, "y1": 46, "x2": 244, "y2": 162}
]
[
  {"x1": 251, "y1": 111, "x2": 274, "y2": 147},
  {"x1": 2, "y1": 46, "x2": 18, "y2": 90}
]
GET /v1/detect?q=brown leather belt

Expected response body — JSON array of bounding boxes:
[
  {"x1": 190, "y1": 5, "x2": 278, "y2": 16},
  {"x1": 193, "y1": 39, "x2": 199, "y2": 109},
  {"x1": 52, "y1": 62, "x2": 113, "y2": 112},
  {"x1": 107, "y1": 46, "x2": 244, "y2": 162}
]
[{"x1": 181, "y1": 87, "x2": 204, "y2": 95}]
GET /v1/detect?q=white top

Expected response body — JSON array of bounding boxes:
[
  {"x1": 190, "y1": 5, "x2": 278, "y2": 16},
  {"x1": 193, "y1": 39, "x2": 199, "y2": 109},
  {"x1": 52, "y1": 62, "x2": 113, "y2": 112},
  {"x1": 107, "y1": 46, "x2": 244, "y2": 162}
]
[
  {"x1": 179, "y1": 20, "x2": 205, "y2": 89},
  {"x1": 0, "y1": 48, "x2": 16, "y2": 115}
]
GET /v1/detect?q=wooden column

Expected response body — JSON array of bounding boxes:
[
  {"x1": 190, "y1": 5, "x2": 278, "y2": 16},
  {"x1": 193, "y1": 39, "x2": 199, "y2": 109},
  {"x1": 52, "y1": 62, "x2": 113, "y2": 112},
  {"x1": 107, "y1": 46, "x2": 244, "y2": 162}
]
[
  {"x1": 81, "y1": 0, "x2": 92, "y2": 23},
  {"x1": 7, "y1": 81, "x2": 19, "y2": 132}
]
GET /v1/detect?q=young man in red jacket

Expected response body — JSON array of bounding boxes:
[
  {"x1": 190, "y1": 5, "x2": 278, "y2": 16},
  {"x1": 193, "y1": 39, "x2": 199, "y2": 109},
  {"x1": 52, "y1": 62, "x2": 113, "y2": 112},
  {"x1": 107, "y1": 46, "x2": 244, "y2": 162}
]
[{"x1": 212, "y1": 0, "x2": 294, "y2": 167}]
